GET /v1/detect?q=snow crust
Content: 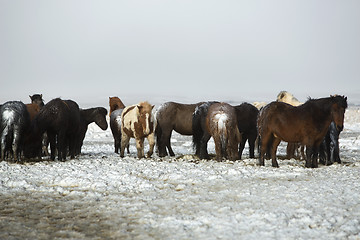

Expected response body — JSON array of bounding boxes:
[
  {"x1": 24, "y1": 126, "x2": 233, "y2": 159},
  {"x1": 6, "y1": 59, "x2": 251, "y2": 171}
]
[{"x1": 0, "y1": 107, "x2": 359, "y2": 239}]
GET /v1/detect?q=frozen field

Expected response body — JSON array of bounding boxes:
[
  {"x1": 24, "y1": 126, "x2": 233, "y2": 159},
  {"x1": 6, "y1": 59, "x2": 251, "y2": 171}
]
[{"x1": 0, "y1": 107, "x2": 359, "y2": 239}]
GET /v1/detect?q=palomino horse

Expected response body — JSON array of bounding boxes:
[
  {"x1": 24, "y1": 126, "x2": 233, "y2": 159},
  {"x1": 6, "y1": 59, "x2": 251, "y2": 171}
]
[
  {"x1": 0, "y1": 101, "x2": 31, "y2": 161},
  {"x1": 76, "y1": 107, "x2": 108, "y2": 155},
  {"x1": 276, "y1": 91, "x2": 302, "y2": 106},
  {"x1": 192, "y1": 102, "x2": 241, "y2": 161},
  {"x1": 258, "y1": 95, "x2": 347, "y2": 168},
  {"x1": 156, "y1": 101, "x2": 204, "y2": 157},
  {"x1": 109, "y1": 97, "x2": 125, "y2": 116},
  {"x1": 121, "y1": 101, "x2": 156, "y2": 158}
]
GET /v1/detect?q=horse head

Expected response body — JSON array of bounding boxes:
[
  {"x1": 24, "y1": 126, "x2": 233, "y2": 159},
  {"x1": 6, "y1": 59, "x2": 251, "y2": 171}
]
[
  {"x1": 109, "y1": 97, "x2": 125, "y2": 116},
  {"x1": 95, "y1": 107, "x2": 108, "y2": 130},
  {"x1": 276, "y1": 91, "x2": 302, "y2": 106},
  {"x1": 30, "y1": 94, "x2": 45, "y2": 108},
  {"x1": 330, "y1": 95, "x2": 348, "y2": 132},
  {"x1": 137, "y1": 102, "x2": 155, "y2": 135}
]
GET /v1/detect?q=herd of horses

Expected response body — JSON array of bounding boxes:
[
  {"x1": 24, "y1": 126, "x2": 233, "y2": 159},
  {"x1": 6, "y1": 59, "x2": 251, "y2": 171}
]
[{"x1": 0, "y1": 91, "x2": 348, "y2": 168}]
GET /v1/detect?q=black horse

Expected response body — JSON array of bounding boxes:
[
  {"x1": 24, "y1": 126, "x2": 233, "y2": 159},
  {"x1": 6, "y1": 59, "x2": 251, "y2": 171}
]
[
  {"x1": 75, "y1": 107, "x2": 108, "y2": 155},
  {"x1": 319, "y1": 121, "x2": 342, "y2": 165},
  {"x1": 234, "y1": 103, "x2": 259, "y2": 159},
  {"x1": 24, "y1": 98, "x2": 80, "y2": 161},
  {"x1": 0, "y1": 101, "x2": 31, "y2": 161}
]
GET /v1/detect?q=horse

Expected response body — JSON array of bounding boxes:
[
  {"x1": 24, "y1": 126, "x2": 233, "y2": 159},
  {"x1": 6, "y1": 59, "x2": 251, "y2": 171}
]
[
  {"x1": 109, "y1": 97, "x2": 125, "y2": 116},
  {"x1": 0, "y1": 101, "x2": 31, "y2": 161},
  {"x1": 75, "y1": 107, "x2": 108, "y2": 155},
  {"x1": 156, "y1": 101, "x2": 204, "y2": 157},
  {"x1": 29, "y1": 93, "x2": 49, "y2": 155},
  {"x1": 192, "y1": 102, "x2": 240, "y2": 161},
  {"x1": 121, "y1": 101, "x2": 156, "y2": 158},
  {"x1": 257, "y1": 95, "x2": 347, "y2": 168},
  {"x1": 234, "y1": 103, "x2": 259, "y2": 159},
  {"x1": 192, "y1": 102, "x2": 218, "y2": 159},
  {"x1": 24, "y1": 98, "x2": 81, "y2": 161},
  {"x1": 110, "y1": 108, "x2": 130, "y2": 154}
]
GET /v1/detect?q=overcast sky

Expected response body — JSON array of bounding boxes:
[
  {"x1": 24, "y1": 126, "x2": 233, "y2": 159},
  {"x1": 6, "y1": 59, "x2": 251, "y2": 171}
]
[{"x1": 1, "y1": 0, "x2": 359, "y2": 107}]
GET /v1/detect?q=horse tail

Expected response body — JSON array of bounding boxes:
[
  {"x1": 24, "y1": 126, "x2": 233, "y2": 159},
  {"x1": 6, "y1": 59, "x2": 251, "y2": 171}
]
[
  {"x1": 217, "y1": 113, "x2": 228, "y2": 154},
  {"x1": 155, "y1": 119, "x2": 162, "y2": 152},
  {"x1": 192, "y1": 108, "x2": 203, "y2": 154}
]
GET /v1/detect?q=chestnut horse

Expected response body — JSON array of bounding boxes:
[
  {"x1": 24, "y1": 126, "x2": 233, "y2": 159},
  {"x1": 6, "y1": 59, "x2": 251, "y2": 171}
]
[
  {"x1": 121, "y1": 101, "x2": 156, "y2": 158},
  {"x1": 258, "y1": 95, "x2": 347, "y2": 168},
  {"x1": 109, "y1": 97, "x2": 125, "y2": 116},
  {"x1": 156, "y1": 101, "x2": 204, "y2": 157}
]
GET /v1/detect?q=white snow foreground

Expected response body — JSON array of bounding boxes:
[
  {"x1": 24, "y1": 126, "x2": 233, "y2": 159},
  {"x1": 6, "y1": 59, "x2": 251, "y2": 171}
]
[{"x1": 0, "y1": 108, "x2": 359, "y2": 239}]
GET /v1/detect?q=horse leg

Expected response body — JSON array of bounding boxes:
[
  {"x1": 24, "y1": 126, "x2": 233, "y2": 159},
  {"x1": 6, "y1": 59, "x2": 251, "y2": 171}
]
[
  {"x1": 159, "y1": 128, "x2": 172, "y2": 157},
  {"x1": 271, "y1": 138, "x2": 281, "y2": 167},
  {"x1": 136, "y1": 138, "x2": 145, "y2": 159},
  {"x1": 57, "y1": 131, "x2": 67, "y2": 161},
  {"x1": 146, "y1": 132, "x2": 155, "y2": 158},
  {"x1": 12, "y1": 126, "x2": 20, "y2": 162},
  {"x1": 120, "y1": 134, "x2": 130, "y2": 158},
  {"x1": 199, "y1": 133, "x2": 211, "y2": 160},
  {"x1": 238, "y1": 134, "x2": 247, "y2": 160},
  {"x1": 311, "y1": 146, "x2": 319, "y2": 168},
  {"x1": 48, "y1": 132, "x2": 56, "y2": 161},
  {"x1": 114, "y1": 133, "x2": 120, "y2": 154},
  {"x1": 305, "y1": 145, "x2": 313, "y2": 168},
  {"x1": 213, "y1": 134, "x2": 222, "y2": 161},
  {"x1": 259, "y1": 132, "x2": 272, "y2": 166},
  {"x1": 1, "y1": 132, "x2": 6, "y2": 161},
  {"x1": 248, "y1": 133, "x2": 257, "y2": 159}
]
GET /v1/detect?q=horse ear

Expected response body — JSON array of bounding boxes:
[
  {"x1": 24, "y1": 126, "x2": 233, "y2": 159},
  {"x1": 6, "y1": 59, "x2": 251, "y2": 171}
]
[
  {"x1": 29, "y1": 95, "x2": 32, "y2": 100},
  {"x1": 40, "y1": 94, "x2": 43, "y2": 98},
  {"x1": 152, "y1": 105, "x2": 155, "y2": 109},
  {"x1": 137, "y1": 105, "x2": 143, "y2": 110}
]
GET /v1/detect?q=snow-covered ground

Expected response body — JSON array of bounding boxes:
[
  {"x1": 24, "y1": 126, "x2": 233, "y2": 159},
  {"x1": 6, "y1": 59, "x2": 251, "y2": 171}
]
[{"x1": 0, "y1": 107, "x2": 359, "y2": 239}]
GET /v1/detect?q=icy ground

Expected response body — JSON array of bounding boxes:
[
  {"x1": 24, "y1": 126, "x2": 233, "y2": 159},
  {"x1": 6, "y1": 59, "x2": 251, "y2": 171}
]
[{"x1": 0, "y1": 107, "x2": 359, "y2": 239}]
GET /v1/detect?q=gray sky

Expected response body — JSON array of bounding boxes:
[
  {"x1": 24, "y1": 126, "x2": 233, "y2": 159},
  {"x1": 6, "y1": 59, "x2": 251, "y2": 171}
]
[{"x1": 1, "y1": 0, "x2": 360, "y2": 107}]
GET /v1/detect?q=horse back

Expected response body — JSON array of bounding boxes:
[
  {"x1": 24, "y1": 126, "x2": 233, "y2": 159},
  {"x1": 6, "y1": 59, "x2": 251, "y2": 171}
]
[{"x1": 157, "y1": 102, "x2": 204, "y2": 135}]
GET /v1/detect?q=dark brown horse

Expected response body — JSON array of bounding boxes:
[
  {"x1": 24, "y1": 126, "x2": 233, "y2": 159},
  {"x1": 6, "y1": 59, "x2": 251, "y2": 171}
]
[
  {"x1": 258, "y1": 95, "x2": 347, "y2": 168},
  {"x1": 156, "y1": 101, "x2": 204, "y2": 157},
  {"x1": 206, "y1": 102, "x2": 241, "y2": 161},
  {"x1": 234, "y1": 103, "x2": 259, "y2": 159},
  {"x1": 24, "y1": 98, "x2": 81, "y2": 161}
]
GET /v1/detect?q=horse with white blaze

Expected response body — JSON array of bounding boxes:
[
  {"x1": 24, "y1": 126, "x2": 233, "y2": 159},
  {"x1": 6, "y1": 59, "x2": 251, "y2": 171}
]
[{"x1": 120, "y1": 101, "x2": 156, "y2": 158}]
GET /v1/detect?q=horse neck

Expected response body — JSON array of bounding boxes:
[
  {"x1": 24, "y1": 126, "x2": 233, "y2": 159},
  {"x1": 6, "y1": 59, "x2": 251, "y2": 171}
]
[
  {"x1": 81, "y1": 108, "x2": 98, "y2": 125},
  {"x1": 302, "y1": 99, "x2": 333, "y2": 128}
]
